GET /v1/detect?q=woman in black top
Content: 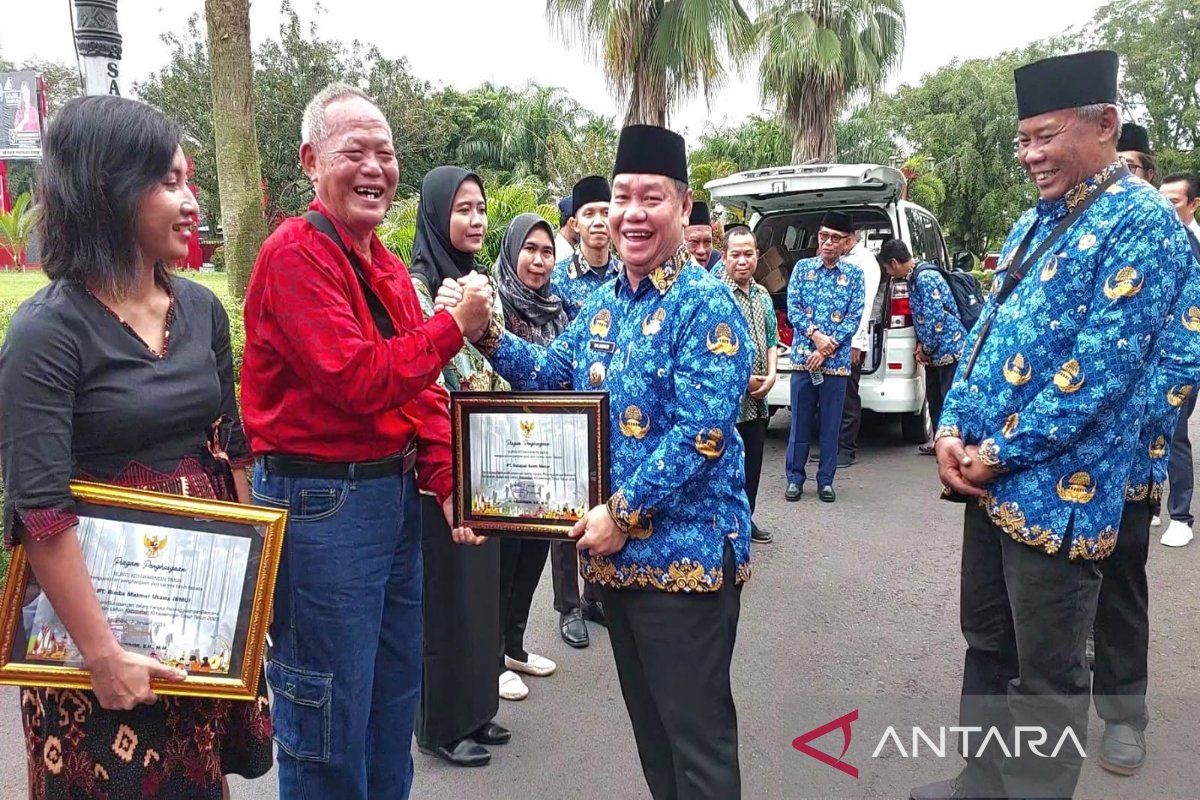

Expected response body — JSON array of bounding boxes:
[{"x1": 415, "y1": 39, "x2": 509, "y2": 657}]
[{"x1": 0, "y1": 96, "x2": 271, "y2": 799}]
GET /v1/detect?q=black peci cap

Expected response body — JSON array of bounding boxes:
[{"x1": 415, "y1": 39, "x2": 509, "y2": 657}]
[
  {"x1": 612, "y1": 124, "x2": 689, "y2": 184},
  {"x1": 571, "y1": 176, "x2": 611, "y2": 214},
  {"x1": 1013, "y1": 50, "x2": 1119, "y2": 120}
]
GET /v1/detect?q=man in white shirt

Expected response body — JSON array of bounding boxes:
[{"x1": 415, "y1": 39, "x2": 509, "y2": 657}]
[
  {"x1": 1159, "y1": 171, "x2": 1200, "y2": 548},
  {"x1": 832, "y1": 227, "x2": 880, "y2": 467},
  {"x1": 554, "y1": 196, "x2": 578, "y2": 262}
]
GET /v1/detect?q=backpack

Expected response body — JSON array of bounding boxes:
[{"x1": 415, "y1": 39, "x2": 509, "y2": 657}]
[{"x1": 913, "y1": 261, "x2": 985, "y2": 331}]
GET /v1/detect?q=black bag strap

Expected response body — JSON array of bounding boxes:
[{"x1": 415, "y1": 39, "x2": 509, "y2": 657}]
[
  {"x1": 961, "y1": 167, "x2": 1128, "y2": 380},
  {"x1": 303, "y1": 211, "x2": 397, "y2": 340}
]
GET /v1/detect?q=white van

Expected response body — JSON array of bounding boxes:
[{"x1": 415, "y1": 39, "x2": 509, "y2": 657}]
[{"x1": 706, "y1": 163, "x2": 953, "y2": 443}]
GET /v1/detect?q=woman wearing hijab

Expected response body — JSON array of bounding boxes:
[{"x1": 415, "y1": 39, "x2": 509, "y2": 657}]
[
  {"x1": 493, "y1": 214, "x2": 568, "y2": 701},
  {"x1": 410, "y1": 166, "x2": 510, "y2": 768}
]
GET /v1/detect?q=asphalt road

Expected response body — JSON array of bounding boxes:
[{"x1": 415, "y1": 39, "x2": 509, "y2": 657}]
[{"x1": 2, "y1": 411, "x2": 1197, "y2": 800}]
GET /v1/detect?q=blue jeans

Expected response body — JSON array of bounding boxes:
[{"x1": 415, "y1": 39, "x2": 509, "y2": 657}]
[
  {"x1": 786, "y1": 373, "x2": 848, "y2": 487},
  {"x1": 252, "y1": 464, "x2": 423, "y2": 800}
]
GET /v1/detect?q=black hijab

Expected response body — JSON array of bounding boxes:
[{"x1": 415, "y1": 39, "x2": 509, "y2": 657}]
[
  {"x1": 409, "y1": 166, "x2": 485, "y2": 292},
  {"x1": 496, "y1": 213, "x2": 567, "y2": 339}
]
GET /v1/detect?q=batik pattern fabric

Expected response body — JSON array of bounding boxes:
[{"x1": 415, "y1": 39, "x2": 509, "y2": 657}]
[
  {"x1": 936, "y1": 163, "x2": 1194, "y2": 560},
  {"x1": 785, "y1": 257, "x2": 865, "y2": 376},
  {"x1": 1125, "y1": 236, "x2": 1200, "y2": 504},
  {"x1": 550, "y1": 248, "x2": 621, "y2": 322},
  {"x1": 413, "y1": 265, "x2": 510, "y2": 393},
  {"x1": 480, "y1": 247, "x2": 753, "y2": 592},
  {"x1": 909, "y1": 264, "x2": 967, "y2": 366},
  {"x1": 721, "y1": 276, "x2": 778, "y2": 423}
]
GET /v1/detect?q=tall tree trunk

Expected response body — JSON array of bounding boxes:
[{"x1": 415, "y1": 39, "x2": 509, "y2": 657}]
[
  {"x1": 624, "y1": 61, "x2": 669, "y2": 127},
  {"x1": 205, "y1": 0, "x2": 267, "y2": 301},
  {"x1": 786, "y1": 81, "x2": 840, "y2": 163}
]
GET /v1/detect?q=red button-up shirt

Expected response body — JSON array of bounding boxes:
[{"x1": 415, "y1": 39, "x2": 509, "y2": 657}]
[{"x1": 242, "y1": 200, "x2": 463, "y2": 502}]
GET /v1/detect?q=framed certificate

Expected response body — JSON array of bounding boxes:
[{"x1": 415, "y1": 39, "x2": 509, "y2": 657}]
[
  {"x1": 452, "y1": 391, "x2": 610, "y2": 538},
  {"x1": 0, "y1": 482, "x2": 286, "y2": 701}
]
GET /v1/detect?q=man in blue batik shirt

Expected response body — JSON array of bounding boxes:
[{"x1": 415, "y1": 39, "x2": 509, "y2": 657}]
[
  {"x1": 550, "y1": 175, "x2": 622, "y2": 324},
  {"x1": 784, "y1": 210, "x2": 864, "y2": 503},
  {"x1": 439, "y1": 125, "x2": 752, "y2": 800},
  {"x1": 875, "y1": 239, "x2": 966, "y2": 445},
  {"x1": 911, "y1": 51, "x2": 1195, "y2": 800}
]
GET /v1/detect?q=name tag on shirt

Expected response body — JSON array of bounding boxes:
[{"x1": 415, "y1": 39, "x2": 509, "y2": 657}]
[{"x1": 590, "y1": 340, "x2": 616, "y2": 353}]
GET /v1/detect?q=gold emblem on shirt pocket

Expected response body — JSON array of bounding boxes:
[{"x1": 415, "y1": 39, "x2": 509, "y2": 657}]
[
  {"x1": 590, "y1": 309, "x2": 613, "y2": 337},
  {"x1": 588, "y1": 362, "x2": 607, "y2": 387},
  {"x1": 1002, "y1": 353, "x2": 1032, "y2": 386},
  {"x1": 694, "y1": 429, "x2": 726, "y2": 459},
  {"x1": 831, "y1": 311, "x2": 844, "y2": 324},
  {"x1": 1040, "y1": 257, "x2": 1058, "y2": 282},
  {"x1": 706, "y1": 323, "x2": 740, "y2": 356},
  {"x1": 1103, "y1": 267, "x2": 1143, "y2": 300},
  {"x1": 1057, "y1": 471, "x2": 1097, "y2": 504},
  {"x1": 642, "y1": 307, "x2": 666, "y2": 336},
  {"x1": 619, "y1": 405, "x2": 650, "y2": 439},
  {"x1": 1168, "y1": 384, "x2": 1193, "y2": 407},
  {"x1": 837, "y1": 274, "x2": 850, "y2": 287},
  {"x1": 1053, "y1": 359, "x2": 1085, "y2": 393},
  {"x1": 1182, "y1": 307, "x2": 1200, "y2": 332}
]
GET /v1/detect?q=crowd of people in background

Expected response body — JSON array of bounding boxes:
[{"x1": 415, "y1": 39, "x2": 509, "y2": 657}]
[{"x1": 1, "y1": 43, "x2": 1198, "y2": 800}]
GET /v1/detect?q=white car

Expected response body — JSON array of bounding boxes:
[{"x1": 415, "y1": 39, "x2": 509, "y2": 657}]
[{"x1": 707, "y1": 163, "x2": 954, "y2": 443}]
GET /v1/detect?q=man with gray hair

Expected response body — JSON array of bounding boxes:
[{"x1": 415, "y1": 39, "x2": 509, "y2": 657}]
[
  {"x1": 242, "y1": 83, "x2": 491, "y2": 799},
  {"x1": 912, "y1": 51, "x2": 1194, "y2": 800}
]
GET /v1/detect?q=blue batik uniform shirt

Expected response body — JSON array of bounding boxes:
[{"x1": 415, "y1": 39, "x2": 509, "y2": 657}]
[
  {"x1": 786, "y1": 257, "x2": 865, "y2": 376},
  {"x1": 550, "y1": 248, "x2": 622, "y2": 322},
  {"x1": 909, "y1": 264, "x2": 967, "y2": 365},
  {"x1": 1126, "y1": 230, "x2": 1200, "y2": 504},
  {"x1": 936, "y1": 163, "x2": 1194, "y2": 560},
  {"x1": 479, "y1": 247, "x2": 753, "y2": 592}
]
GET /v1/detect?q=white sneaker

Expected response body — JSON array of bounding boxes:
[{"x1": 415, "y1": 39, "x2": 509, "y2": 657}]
[
  {"x1": 499, "y1": 670, "x2": 528, "y2": 701},
  {"x1": 1151, "y1": 515, "x2": 1161, "y2": 527},
  {"x1": 504, "y1": 653, "x2": 557, "y2": 677},
  {"x1": 1160, "y1": 520, "x2": 1194, "y2": 547}
]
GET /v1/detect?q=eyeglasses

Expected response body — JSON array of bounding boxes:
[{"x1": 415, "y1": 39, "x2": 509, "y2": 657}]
[
  {"x1": 816, "y1": 232, "x2": 849, "y2": 244},
  {"x1": 1120, "y1": 156, "x2": 1147, "y2": 175}
]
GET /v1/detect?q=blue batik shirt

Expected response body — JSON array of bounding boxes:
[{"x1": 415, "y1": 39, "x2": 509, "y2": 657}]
[
  {"x1": 936, "y1": 163, "x2": 1194, "y2": 560},
  {"x1": 1126, "y1": 231, "x2": 1200, "y2": 504},
  {"x1": 479, "y1": 246, "x2": 753, "y2": 592},
  {"x1": 550, "y1": 248, "x2": 621, "y2": 322},
  {"x1": 909, "y1": 264, "x2": 967, "y2": 366},
  {"x1": 786, "y1": 257, "x2": 865, "y2": 376}
]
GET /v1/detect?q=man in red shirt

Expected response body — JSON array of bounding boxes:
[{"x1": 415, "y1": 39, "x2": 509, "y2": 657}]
[{"x1": 242, "y1": 83, "x2": 490, "y2": 800}]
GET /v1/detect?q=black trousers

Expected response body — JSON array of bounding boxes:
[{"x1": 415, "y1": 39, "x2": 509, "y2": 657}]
[
  {"x1": 1092, "y1": 501, "x2": 1151, "y2": 729},
  {"x1": 550, "y1": 541, "x2": 599, "y2": 614},
  {"x1": 600, "y1": 542, "x2": 742, "y2": 800},
  {"x1": 498, "y1": 537, "x2": 550, "y2": 664},
  {"x1": 958, "y1": 504, "x2": 1101, "y2": 800},
  {"x1": 736, "y1": 417, "x2": 768, "y2": 519},
  {"x1": 838, "y1": 360, "x2": 863, "y2": 457},
  {"x1": 925, "y1": 361, "x2": 957, "y2": 431},
  {"x1": 1167, "y1": 390, "x2": 1197, "y2": 524}
]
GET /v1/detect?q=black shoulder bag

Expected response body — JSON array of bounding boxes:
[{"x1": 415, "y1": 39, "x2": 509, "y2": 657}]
[{"x1": 303, "y1": 210, "x2": 397, "y2": 339}]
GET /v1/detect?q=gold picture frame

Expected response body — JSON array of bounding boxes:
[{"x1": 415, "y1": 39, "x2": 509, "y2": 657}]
[
  {"x1": 0, "y1": 481, "x2": 286, "y2": 701},
  {"x1": 452, "y1": 391, "x2": 610, "y2": 539}
]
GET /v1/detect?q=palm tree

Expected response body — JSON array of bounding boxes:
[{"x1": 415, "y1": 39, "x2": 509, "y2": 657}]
[
  {"x1": 205, "y1": 0, "x2": 269, "y2": 300},
  {"x1": 547, "y1": 0, "x2": 757, "y2": 126},
  {"x1": 457, "y1": 85, "x2": 583, "y2": 183},
  {"x1": 757, "y1": 0, "x2": 905, "y2": 163},
  {"x1": 0, "y1": 193, "x2": 37, "y2": 268}
]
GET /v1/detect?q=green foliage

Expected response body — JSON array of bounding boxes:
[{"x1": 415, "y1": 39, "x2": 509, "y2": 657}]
[
  {"x1": 209, "y1": 246, "x2": 226, "y2": 272},
  {"x1": 0, "y1": 193, "x2": 38, "y2": 266},
  {"x1": 692, "y1": 116, "x2": 792, "y2": 172},
  {"x1": 378, "y1": 180, "x2": 557, "y2": 267},
  {"x1": 546, "y1": 0, "x2": 756, "y2": 125}
]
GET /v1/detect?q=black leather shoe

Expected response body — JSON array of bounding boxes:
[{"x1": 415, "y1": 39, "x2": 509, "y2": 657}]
[
  {"x1": 808, "y1": 452, "x2": 821, "y2": 463},
  {"x1": 785, "y1": 482, "x2": 803, "y2": 501},
  {"x1": 819, "y1": 485, "x2": 836, "y2": 503},
  {"x1": 909, "y1": 777, "x2": 967, "y2": 799},
  {"x1": 470, "y1": 721, "x2": 511, "y2": 746},
  {"x1": 751, "y1": 524, "x2": 773, "y2": 543},
  {"x1": 560, "y1": 609, "x2": 589, "y2": 648},
  {"x1": 837, "y1": 453, "x2": 857, "y2": 468},
  {"x1": 419, "y1": 738, "x2": 491, "y2": 767},
  {"x1": 581, "y1": 600, "x2": 607, "y2": 628},
  {"x1": 1099, "y1": 723, "x2": 1146, "y2": 775}
]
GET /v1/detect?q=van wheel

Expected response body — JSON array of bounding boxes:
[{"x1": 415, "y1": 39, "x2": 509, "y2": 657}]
[{"x1": 900, "y1": 402, "x2": 931, "y2": 444}]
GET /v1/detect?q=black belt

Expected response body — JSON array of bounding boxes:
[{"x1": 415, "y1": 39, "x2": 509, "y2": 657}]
[{"x1": 261, "y1": 445, "x2": 417, "y2": 480}]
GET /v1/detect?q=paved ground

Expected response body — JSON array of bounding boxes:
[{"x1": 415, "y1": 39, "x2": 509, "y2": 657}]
[{"x1": 2, "y1": 411, "x2": 1197, "y2": 799}]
